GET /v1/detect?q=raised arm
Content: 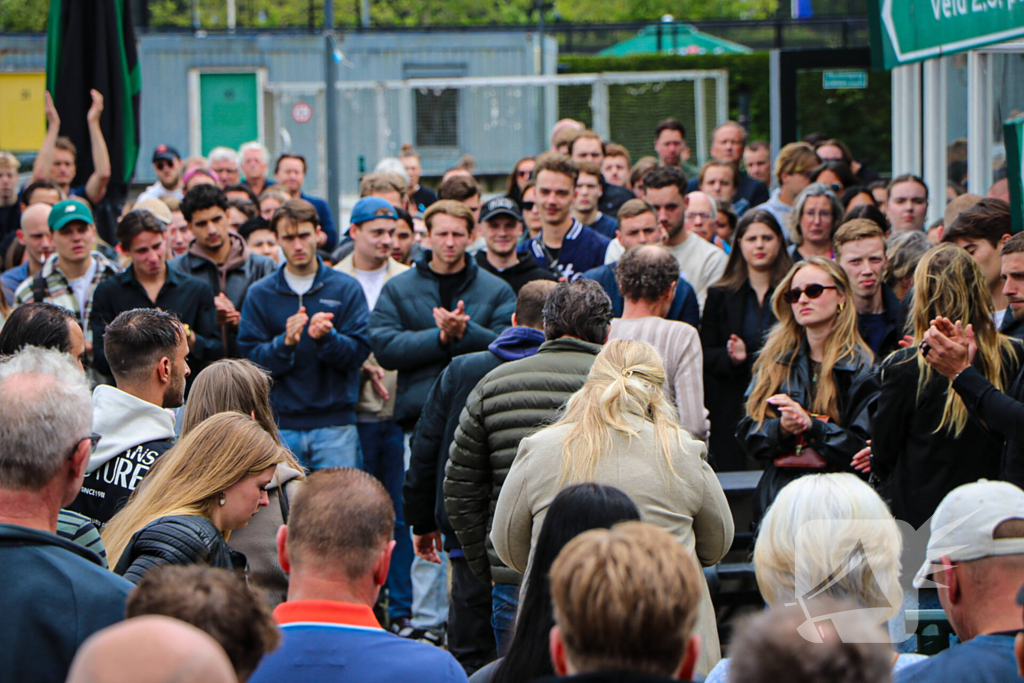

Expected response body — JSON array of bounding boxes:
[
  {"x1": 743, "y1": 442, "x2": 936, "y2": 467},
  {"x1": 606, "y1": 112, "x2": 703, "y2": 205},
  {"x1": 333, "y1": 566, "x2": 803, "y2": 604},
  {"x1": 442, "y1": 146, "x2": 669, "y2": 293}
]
[
  {"x1": 84, "y1": 90, "x2": 111, "y2": 206},
  {"x1": 31, "y1": 91, "x2": 61, "y2": 183}
]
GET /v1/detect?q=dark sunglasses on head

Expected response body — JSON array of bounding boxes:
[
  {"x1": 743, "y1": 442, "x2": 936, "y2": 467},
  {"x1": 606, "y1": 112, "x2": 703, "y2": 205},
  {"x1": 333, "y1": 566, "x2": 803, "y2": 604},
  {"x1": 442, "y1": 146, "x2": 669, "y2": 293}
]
[
  {"x1": 783, "y1": 284, "x2": 837, "y2": 304},
  {"x1": 521, "y1": 201, "x2": 536, "y2": 211}
]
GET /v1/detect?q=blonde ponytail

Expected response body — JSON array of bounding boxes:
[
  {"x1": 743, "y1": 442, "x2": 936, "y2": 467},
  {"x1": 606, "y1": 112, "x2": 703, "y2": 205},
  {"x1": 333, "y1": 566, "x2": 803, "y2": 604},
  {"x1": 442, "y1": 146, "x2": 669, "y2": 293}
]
[{"x1": 554, "y1": 340, "x2": 683, "y2": 486}]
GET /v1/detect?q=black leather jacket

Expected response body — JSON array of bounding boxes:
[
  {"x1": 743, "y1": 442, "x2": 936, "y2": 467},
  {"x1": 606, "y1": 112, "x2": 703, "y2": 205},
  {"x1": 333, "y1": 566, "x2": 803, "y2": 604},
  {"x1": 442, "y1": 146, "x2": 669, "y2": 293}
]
[
  {"x1": 113, "y1": 515, "x2": 247, "y2": 585},
  {"x1": 736, "y1": 342, "x2": 879, "y2": 519}
]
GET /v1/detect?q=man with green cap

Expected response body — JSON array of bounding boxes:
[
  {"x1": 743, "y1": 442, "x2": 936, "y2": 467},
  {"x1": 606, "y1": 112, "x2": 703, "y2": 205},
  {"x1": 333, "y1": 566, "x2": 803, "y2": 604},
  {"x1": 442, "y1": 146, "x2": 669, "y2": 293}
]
[{"x1": 13, "y1": 199, "x2": 120, "y2": 364}]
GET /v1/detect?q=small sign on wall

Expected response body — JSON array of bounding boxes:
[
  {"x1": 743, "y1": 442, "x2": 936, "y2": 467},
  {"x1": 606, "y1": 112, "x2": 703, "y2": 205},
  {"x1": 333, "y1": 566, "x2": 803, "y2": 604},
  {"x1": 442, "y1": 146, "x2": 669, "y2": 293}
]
[
  {"x1": 822, "y1": 70, "x2": 868, "y2": 90},
  {"x1": 291, "y1": 102, "x2": 313, "y2": 124}
]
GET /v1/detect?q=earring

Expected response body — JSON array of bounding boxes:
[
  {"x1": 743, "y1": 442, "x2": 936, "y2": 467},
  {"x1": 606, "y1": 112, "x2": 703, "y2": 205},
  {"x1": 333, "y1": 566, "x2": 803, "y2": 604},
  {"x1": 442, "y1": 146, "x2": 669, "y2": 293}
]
[
  {"x1": 838, "y1": 303, "x2": 844, "y2": 313},
  {"x1": 219, "y1": 496, "x2": 226, "y2": 506}
]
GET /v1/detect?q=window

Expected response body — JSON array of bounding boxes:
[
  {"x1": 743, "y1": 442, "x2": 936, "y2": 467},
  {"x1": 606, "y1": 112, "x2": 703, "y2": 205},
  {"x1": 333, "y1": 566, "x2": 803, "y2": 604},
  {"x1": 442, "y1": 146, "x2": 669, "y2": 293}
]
[{"x1": 405, "y1": 63, "x2": 465, "y2": 149}]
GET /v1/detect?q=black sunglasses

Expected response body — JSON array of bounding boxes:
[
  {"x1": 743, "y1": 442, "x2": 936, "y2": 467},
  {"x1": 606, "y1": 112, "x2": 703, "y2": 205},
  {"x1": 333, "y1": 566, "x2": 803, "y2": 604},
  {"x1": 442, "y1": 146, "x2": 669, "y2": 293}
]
[
  {"x1": 783, "y1": 284, "x2": 837, "y2": 304},
  {"x1": 521, "y1": 201, "x2": 536, "y2": 211}
]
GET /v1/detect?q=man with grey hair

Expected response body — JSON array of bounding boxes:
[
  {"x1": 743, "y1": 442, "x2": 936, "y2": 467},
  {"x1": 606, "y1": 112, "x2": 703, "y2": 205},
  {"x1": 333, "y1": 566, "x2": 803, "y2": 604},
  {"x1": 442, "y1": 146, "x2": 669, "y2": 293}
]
[
  {"x1": 208, "y1": 146, "x2": 241, "y2": 189},
  {"x1": 445, "y1": 278, "x2": 613, "y2": 653},
  {"x1": 239, "y1": 141, "x2": 271, "y2": 195},
  {"x1": 67, "y1": 615, "x2": 235, "y2": 683},
  {"x1": 686, "y1": 121, "x2": 770, "y2": 207},
  {"x1": 609, "y1": 245, "x2": 708, "y2": 440},
  {"x1": 0, "y1": 347, "x2": 132, "y2": 682}
]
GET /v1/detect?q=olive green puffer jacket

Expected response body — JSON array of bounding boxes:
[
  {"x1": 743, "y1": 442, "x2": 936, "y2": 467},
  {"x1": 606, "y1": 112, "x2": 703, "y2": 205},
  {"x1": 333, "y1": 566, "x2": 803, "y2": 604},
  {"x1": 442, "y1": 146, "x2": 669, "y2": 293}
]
[{"x1": 444, "y1": 337, "x2": 602, "y2": 586}]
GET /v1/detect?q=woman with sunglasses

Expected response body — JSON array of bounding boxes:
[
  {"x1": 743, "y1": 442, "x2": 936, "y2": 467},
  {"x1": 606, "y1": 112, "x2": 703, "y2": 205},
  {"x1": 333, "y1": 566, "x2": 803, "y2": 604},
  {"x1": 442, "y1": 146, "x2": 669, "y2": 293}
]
[
  {"x1": 701, "y1": 210, "x2": 792, "y2": 472},
  {"x1": 736, "y1": 257, "x2": 877, "y2": 517},
  {"x1": 788, "y1": 183, "x2": 845, "y2": 263},
  {"x1": 870, "y1": 244, "x2": 1024, "y2": 530},
  {"x1": 519, "y1": 181, "x2": 542, "y2": 241},
  {"x1": 505, "y1": 156, "x2": 536, "y2": 206}
]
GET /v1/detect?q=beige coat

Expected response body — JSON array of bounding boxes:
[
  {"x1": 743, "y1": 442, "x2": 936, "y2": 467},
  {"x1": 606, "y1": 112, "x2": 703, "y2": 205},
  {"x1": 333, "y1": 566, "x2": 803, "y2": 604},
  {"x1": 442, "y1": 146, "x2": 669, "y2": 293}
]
[{"x1": 490, "y1": 419, "x2": 734, "y2": 676}]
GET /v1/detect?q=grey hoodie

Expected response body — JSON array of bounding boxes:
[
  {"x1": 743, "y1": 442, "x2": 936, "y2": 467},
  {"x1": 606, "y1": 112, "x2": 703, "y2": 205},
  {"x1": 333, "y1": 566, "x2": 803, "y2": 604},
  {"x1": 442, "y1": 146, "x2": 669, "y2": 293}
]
[{"x1": 66, "y1": 385, "x2": 177, "y2": 527}]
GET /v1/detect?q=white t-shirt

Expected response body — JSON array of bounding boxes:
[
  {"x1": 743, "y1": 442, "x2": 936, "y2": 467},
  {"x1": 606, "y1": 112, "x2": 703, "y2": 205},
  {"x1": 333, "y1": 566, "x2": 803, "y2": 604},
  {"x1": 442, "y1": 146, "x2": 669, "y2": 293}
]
[
  {"x1": 995, "y1": 308, "x2": 1007, "y2": 330},
  {"x1": 353, "y1": 264, "x2": 388, "y2": 310},
  {"x1": 283, "y1": 268, "x2": 316, "y2": 295},
  {"x1": 668, "y1": 234, "x2": 728, "y2": 311},
  {"x1": 68, "y1": 258, "x2": 97, "y2": 325}
]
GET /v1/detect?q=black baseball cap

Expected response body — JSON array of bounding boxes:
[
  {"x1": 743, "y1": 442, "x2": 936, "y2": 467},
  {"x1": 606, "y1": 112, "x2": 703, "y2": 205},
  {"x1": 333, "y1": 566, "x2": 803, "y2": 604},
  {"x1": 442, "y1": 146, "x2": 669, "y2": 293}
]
[
  {"x1": 479, "y1": 196, "x2": 522, "y2": 224},
  {"x1": 152, "y1": 144, "x2": 181, "y2": 163}
]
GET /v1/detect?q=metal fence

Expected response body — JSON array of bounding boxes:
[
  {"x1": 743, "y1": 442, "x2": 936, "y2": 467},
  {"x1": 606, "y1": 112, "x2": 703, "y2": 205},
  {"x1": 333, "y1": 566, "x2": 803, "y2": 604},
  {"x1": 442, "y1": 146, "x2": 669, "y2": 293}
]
[{"x1": 266, "y1": 70, "x2": 728, "y2": 194}]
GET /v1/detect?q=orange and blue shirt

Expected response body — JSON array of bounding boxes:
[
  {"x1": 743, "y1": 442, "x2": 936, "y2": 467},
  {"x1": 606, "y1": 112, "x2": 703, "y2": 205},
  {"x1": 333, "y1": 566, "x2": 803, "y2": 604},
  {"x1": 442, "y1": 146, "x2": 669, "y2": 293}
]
[{"x1": 249, "y1": 600, "x2": 469, "y2": 683}]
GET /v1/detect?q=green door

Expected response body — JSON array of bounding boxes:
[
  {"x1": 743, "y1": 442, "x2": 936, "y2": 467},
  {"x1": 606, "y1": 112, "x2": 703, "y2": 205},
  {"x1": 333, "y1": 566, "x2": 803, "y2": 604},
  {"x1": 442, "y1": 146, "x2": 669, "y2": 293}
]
[{"x1": 199, "y1": 72, "x2": 259, "y2": 156}]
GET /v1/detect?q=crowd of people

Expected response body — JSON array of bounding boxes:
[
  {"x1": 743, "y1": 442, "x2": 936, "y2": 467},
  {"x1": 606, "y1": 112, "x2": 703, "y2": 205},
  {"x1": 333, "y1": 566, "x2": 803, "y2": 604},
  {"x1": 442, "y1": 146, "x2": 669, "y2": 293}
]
[{"x1": 1, "y1": 109, "x2": 1024, "y2": 683}]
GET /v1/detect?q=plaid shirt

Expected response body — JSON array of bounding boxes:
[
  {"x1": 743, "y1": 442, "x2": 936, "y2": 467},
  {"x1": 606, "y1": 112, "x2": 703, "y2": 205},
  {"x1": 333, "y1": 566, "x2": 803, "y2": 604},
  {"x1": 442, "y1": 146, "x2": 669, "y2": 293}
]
[{"x1": 13, "y1": 252, "x2": 121, "y2": 343}]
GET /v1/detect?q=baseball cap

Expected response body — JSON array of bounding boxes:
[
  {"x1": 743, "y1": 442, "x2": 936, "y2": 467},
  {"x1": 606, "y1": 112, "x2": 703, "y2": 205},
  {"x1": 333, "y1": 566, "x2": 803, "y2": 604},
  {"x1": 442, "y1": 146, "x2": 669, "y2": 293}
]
[
  {"x1": 479, "y1": 196, "x2": 523, "y2": 224},
  {"x1": 49, "y1": 200, "x2": 94, "y2": 232},
  {"x1": 912, "y1": 480, "x2": 1024, "y2": 589},
  {"x1": 132, "y1": 198, "x2": 173, "y2": 225},
  {"x1": 350, "y1": 196, "x2": 398, "y2": 225},
  {"x1": 152, "y1": 144, "x2": 181, "y2": 163}
]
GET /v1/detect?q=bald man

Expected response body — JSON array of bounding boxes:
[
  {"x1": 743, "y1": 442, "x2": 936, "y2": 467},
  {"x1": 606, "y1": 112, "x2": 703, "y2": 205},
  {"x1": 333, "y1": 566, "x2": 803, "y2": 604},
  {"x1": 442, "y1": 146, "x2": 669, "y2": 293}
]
[
  {"x1": 1, "y1": 202, "x2": 54, "y2": 305},
  {"x1": 67, "y1": 616, "x2": 236, "y2": 683}
]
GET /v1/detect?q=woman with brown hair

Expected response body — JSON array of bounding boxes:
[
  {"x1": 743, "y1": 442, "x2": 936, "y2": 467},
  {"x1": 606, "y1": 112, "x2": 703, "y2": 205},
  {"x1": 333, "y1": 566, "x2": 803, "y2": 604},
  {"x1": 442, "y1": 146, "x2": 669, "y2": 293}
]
[
  {"x1": 505, "y1": 156, "x2": 536, "y2": 206},
  {"x1": 104, "y1": 412, "x2": 291, "y2": 584},
  {"x1": 736, "y1": 257, "x2": 877, "y2": 517},
  {"x1": 701, "y1": 209, "x2": 793, "y2": 471}
]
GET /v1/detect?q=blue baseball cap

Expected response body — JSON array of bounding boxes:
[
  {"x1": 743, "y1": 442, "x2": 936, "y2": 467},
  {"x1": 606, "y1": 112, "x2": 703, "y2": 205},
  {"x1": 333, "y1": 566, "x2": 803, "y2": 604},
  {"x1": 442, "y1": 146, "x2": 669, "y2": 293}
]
[
  {"x1": 49, "y1": 200, "x2": 94, "y2": 232},
  {"x1": 350, "y1": 197, "x2": 399, "y2": 225}
]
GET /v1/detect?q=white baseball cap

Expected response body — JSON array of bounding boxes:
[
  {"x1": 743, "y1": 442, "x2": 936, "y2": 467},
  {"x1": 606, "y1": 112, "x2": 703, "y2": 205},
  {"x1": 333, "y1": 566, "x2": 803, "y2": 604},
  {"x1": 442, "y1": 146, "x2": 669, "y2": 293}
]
[{"x1": 913, "y1": 480, "x2": 1024, "y2": 589}]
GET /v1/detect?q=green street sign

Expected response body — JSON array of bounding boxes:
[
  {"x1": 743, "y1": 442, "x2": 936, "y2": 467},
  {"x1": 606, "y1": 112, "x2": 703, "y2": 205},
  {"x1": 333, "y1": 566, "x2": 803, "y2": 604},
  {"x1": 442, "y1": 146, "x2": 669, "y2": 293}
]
[
  {"x1": 1007, "y1": 113, "x2": 1024, "y2": 235},
  {"x1": 823, "y1": 70, "x2": 869, "y2": 89},
  {"x1": 868, "y1": 0, "x2": 1024, "y2": 70}
]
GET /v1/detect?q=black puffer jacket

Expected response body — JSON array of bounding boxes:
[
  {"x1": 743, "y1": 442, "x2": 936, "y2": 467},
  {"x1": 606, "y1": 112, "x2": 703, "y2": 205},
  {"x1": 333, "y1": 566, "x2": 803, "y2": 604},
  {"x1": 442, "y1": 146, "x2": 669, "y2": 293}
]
[
  {"x1": 736, "y1": 342, "x2": 878, "y2": 519},
  {"x1": 445, "y1": 337, "x2": 602, "y2": 586},
  {"x1": 113, "y1": 515, "x2": 247, "y2": 585}
]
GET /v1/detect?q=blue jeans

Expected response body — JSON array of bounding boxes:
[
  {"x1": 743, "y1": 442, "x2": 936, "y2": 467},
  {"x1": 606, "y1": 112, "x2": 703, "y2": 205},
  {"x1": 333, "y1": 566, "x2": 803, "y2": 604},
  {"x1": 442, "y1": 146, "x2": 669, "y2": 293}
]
[
  {"x1": 404, "y1": 432, "x2": 449, "y2": 630},
  {"x1": 491, "y1": 583, "x2": 520, "y2": 656},
  {"x1": 281, "y1": 424, "x2": 362, "y2": 471},
  {"x1": 357, "y1": 420, "x2": 413, "y2": 620}
]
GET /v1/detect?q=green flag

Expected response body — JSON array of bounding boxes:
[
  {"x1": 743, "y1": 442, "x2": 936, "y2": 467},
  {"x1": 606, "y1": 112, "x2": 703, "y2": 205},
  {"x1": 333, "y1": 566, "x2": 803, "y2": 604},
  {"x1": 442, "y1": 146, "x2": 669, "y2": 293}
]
[{"x1": 45, "y1": 0, "x2": 141, "y2": 186}]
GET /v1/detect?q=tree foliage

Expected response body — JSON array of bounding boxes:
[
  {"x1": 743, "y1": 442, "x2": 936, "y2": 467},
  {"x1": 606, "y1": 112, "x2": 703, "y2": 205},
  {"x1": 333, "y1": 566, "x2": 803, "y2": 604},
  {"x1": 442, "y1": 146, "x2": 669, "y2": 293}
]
[
  {"x1": 0, "y1": 0, "x2": 768, "y2": 31},
  {"x1": 1, "y1": 0, "x2": 50, "y2": 31}
]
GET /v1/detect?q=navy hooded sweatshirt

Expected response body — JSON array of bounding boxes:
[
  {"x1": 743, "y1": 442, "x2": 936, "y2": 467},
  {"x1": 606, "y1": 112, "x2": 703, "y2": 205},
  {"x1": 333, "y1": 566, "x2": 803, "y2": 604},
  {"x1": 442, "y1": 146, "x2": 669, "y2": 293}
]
[
  {"x1": 404, "y1": 326, "x2": 546, "y2": 551},
  {"x1": 238, "y1": 259, "x2": 371, "y2": 430}
]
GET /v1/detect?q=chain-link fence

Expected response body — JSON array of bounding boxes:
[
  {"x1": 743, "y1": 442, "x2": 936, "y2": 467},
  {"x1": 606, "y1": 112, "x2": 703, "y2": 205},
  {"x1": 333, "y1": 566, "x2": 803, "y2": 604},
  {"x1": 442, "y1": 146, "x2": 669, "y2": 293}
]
[{"x1": 288, "y1": 70, "x2": 727, "y2": 193}]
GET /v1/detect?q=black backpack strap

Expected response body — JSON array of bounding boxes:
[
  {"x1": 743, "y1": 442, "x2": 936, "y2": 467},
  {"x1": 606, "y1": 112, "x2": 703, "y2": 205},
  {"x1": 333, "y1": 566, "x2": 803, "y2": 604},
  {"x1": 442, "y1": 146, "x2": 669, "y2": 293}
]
[
  {"x1": 277, "y1": 479, "x2": 291, "y2": 523},
  {"x1": 31, "y1": 274, "x2": 47, "y2": 304}
]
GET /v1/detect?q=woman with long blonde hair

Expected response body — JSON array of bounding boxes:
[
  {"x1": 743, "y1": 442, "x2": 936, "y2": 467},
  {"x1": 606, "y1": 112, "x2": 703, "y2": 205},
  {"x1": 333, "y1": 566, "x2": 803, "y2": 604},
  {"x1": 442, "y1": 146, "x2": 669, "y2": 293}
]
[
  {"x1": 871, "y1": 243, "x2": 1023, "y2": 529},
  {"x1": 180, "y1": 359, "x2": 304, "y2": 607},
  {"x1": 492, "y1": 339, "x2": 733, "y2": 676},
  {"x1": 737, "y1": 256, "x2": 878, "y2": 519},
  {"x1": 104, "y1": 412, "x2": 290, "y2": 584}
]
